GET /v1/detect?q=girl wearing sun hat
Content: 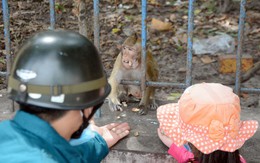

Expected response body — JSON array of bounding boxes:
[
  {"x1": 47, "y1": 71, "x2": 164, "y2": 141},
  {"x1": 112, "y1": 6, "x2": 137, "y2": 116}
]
[{"x1": 157, "y1": 83, "x2": 258, "y2": 163}]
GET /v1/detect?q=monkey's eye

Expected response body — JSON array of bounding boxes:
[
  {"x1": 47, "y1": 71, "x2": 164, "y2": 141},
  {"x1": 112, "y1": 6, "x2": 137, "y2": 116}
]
[{"x1": 123, "y1": 60, "x2": 129, "y2": 63}]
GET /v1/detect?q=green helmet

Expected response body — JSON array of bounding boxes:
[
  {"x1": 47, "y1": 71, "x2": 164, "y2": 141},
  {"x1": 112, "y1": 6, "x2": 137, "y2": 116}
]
[{"x1": 8, "y1": 30, "x2": 111, "y2": 110}]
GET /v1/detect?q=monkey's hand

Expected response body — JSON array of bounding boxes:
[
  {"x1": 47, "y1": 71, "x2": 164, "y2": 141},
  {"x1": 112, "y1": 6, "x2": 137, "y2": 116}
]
[
  {"x1": 138, "y1": 104, "x2": 148, "y2": 115},
  {"x1": 108, "y1": 97, "x2": 123, "y2": 112},
  {"x1": 138, "y1": 103, "x2": 158, "y2": 115},
  {"x1": 149, "y1": 100, "x2": 158, "y2": 110},
  {"x1": 138, "y1": 100, "x2": 158, "y2": 115}
]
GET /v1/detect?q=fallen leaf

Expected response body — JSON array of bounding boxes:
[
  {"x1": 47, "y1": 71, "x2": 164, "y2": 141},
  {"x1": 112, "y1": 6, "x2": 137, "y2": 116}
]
[
  {"x1": 178, "y1": 67, "x2": 186, "y2": 72},
  {"x1": 150, "y1": 18, "x2": 172, "y2": 31},
  {"x1": 169, "y1": 14, "x2": 178, "y2": 22},
  {"x1": 249, "y1": 28, "x2": 260, "y2": 35},
  {"x1": 200, "y1": 56, "x2": 216, "y2": 64},
  {"x1": 112, "y1": 28, "x2": 121, "y2": 34},
  {"x1": 178, "y1": 33, "x2": 187, "y2": 44},
  {"x1": 194, "y1": 9, "x2": 201, "y2": 15},
  {"x1": 192, "y1": 56, "x2": 201, "y2": 63}
]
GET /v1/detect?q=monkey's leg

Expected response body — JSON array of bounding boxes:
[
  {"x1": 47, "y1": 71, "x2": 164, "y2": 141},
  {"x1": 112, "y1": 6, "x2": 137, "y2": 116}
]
[
  {"x1": 107, "y1": 52, "x2": 126, "y2": 111},
  {"x1": 148, "y1": 88, "x2": 158, "y2": 110},
  {"x1": 107, "y1": 80, "x2": 123, "y2": 111},
  {"x1": 138, "y1": 87, "x2": 151, "y2": 115}
]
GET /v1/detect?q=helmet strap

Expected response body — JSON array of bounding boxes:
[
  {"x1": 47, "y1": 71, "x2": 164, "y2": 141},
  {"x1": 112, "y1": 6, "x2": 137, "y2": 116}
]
[{"x1": 71, "y1": 102, "x2": 104, "y2": 139}]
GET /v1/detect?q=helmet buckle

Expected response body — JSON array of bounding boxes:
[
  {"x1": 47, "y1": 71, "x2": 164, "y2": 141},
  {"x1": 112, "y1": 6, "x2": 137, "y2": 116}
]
[
  {"x1": 50, "y1": 85, "x2": 62, "y2": 96},
  {"x1": 18, "y1": 83, "x2": 28, "y2": 102},
  {"x1": 19, "y1": 84, "x2": 27, "y2": 92}
]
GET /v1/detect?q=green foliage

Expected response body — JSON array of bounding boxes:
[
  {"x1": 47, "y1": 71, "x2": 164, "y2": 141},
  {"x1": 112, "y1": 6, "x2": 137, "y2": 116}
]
[
  {"x1": 0, "y1": 57, "x2": 5, "y2": 64},
  {"x1": 125, "y1": 15, "x2": 134, "y2": 22},
  {"x1": 176, "y1": 45, "x2": 184, "y2": 53},
  {"x1": 201, "y1": 0, "x2": 217, "y2": 14},
  {"x1": 55, "y1": 3, "x2": 66, "y2": 14}
]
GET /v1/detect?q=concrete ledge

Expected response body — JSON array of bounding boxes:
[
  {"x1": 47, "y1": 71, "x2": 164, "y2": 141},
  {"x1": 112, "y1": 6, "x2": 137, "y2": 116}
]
[
  {"x1": 102, "y1": 150, "x2": 176, "y2": 163},
  {"x1": 1, "y1": 91, "x2": 259, "y2": 163},
  {"x1": 240, "y1": 108, "x2": 260, "y2": 163},
  {"x1": 95, "y1": 101, "x2": 177, "y2": 163},
  {"x1": 96, "y1": 101, "x2": 260, "y2": 163}
]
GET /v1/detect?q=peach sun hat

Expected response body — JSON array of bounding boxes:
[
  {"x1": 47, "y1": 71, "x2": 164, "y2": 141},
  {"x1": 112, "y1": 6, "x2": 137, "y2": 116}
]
[{"x1": 157, "y1": 83, "x2": 258, "y2": 154}]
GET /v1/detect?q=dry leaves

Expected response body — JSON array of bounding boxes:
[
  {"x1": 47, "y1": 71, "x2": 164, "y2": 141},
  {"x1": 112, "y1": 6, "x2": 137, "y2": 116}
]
[
  {"x1": 200, "y1": 56, "x2": 216, "y2": 64},
  {"x1": 150, "y1": 18, "x2": 172, "y2": 31}
]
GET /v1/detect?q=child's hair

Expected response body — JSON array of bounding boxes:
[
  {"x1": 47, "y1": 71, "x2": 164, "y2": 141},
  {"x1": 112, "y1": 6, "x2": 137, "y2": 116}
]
[
  {"x1": 188, "y1": 143, "x2": 240, "y2": 163},
  {"x1": 19, "y1": 103, "x2": 68, "y2": 122}
]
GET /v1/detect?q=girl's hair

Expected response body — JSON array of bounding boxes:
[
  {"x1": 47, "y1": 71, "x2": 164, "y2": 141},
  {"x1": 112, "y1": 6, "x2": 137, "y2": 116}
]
[
  {"x1": 188, "y1": 143, "x2": 241, "y2": 163},
  {"x1": 19, "y1": 103, "x2": 68, "y2": 122}
]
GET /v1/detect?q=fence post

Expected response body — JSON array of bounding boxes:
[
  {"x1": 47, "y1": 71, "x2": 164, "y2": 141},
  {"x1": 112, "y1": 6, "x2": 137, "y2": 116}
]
[
  {"x1": 49, "y1": 0, "x2": 56, "y2": 30},
  {"x1": 235, "y1": 0, "x2": 246, "y2": 95},
  {"x1": 2, "y1": 0, "x2": 11, "y2": 81},
  {"x1": 186, "y1": 0, "x2": 195, "y2": 87},
  {"x1": 2, "y1": 0, "x2": 15, "y2": 113},
  {"x1": 93, "y1": 0, "x2": 101, "y2": 118},
  {"x1": 94, "y1": 0, "x2": 100, "y2": 51},
  {"x1": 141, "y1": 0, "x2": 147, "y2": 98}
]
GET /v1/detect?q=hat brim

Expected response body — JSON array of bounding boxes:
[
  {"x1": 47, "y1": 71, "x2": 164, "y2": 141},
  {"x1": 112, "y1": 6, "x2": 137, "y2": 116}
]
[{"x1": 157, "y1": 103, "x2": 258, "y2": 154}]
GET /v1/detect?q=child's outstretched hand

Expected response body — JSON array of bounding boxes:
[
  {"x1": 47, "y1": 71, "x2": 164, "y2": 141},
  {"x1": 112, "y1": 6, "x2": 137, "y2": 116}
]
[
  {"x1": 157, "y1": 128, "x2": 173, "y2": 148},
  {"x1": 91, "y1": 123, "x2": 130, "y2": 148}
]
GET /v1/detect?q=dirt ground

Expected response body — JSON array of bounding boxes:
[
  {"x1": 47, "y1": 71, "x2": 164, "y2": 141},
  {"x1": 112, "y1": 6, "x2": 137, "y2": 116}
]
[{"x1": 1, "y1": 0, "x2": 259, "y2": 107}]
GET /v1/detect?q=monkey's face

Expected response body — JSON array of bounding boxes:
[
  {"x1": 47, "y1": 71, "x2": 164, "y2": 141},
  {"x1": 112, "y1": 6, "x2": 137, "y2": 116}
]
[{"x1": 121, "y1": 46, "x2": 140, "y2": 69}]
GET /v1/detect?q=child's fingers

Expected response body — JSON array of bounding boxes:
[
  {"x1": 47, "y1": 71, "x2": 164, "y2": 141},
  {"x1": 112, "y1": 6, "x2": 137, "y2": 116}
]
[
  {"x1": 105, "y1": 123, "x2": 119, "y2": 130},
  {"x1": 117, "y1": 130, "x2": 130, "y2": 139},
  {"x1": 106, "y1": 122, "x2": 130, "y2": 131}
]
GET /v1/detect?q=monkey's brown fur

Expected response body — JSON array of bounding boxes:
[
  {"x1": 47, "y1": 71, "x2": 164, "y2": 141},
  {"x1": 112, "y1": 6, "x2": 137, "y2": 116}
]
[{"x1": 107, "y1": 33, "x2": 159, "y2": 115}]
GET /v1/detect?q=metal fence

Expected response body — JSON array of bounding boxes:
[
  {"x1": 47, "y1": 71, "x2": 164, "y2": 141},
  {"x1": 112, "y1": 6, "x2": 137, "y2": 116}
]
[{"x1": 1, "y1": 0, "x2": 259, "y2": 113}]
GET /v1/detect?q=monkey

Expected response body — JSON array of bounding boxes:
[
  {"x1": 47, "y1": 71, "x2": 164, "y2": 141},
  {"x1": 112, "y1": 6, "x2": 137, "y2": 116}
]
[
  {"x1": 107, "y1": 33, "x2": 159, "y2": 115},
  {"x1": 117, "y1": 85, "x2": 142, "y2": 105},
  {"x1": 127, "y1": 85, "x2": 142, "y2": 99}
]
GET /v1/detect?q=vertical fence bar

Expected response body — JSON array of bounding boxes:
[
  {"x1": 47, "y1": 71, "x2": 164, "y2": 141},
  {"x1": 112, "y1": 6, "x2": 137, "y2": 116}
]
[
  {"x1": 93, "y1": 0, "x2": 101, "y2": 117},
  {"x1": 185, "y1": 0, "x2": 195, "y2": 87},
  {"x1": 235, "y1": 0, "x2": 246, "y2": 94},
  {"x1": 94, "y1": 0, "x2": 100, "y2": 51},
  {"x1": 2, "y1": 0, "x2": 15, "y2": 113},
  {"x1": 2, "y1": 0, "x2": 11, "y2": 80},
  {"x1": 141, "y1": 0, "x2": 147, "y2": 97},
  {"x1": 49, "y1": 0, "x2": 56, "y2": 30}
]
